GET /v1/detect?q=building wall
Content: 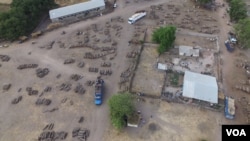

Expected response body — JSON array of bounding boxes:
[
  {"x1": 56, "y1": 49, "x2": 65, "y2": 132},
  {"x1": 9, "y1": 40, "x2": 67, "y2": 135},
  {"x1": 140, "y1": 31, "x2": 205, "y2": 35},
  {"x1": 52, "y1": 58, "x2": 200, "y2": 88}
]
[{"x1": 51, "y1": 5, "x2": 105, "y2": 22}]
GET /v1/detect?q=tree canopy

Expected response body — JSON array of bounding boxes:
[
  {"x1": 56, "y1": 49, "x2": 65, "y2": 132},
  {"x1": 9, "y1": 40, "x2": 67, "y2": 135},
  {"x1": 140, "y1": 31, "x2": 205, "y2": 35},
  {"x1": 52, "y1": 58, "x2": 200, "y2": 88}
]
[
  {"x1": 152, "y1": 25, "x2": 176, "y2": 55},
  {"x1": 0, "y1": 0, "x2": 57, "y2": 40},
  {"x1": 108, "y1": 93, "x2": 135, "y2": 130},
  {"x1": 234, "y1": 18, "x2": 250, "y2": 49},
  {"x1": 229, "y1": 0, "x2": 247, "y2": 22}
]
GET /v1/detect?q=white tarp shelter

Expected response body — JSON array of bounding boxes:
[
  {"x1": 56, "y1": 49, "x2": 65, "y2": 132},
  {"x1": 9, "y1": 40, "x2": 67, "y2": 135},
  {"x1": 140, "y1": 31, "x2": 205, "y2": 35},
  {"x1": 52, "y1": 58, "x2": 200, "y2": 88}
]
[
  {"x1": 157, "y1": 63, "x2": 167, "y2": 70},
  {"x1": 179, "y1": 46, "x2": 199, "y2": 57},
  {"x1": 183, "y1": 71, "x2": 218, "y2": 103}
]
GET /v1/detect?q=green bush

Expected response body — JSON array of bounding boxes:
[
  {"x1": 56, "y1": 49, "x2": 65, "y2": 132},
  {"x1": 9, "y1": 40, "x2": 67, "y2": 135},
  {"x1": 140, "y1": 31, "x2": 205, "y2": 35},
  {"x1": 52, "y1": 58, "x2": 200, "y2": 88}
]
[
  {"x1": 234, "y1": 18, "x2": 250, "y2": 49},
  {"x1": 170, "y1": 72, "x2": 179, "y2": 86},
  {"x1": 0, "y1": 0, "x2": 57, "y2": 40},
  {"x1": 229, "y1": 0, "x2": 247, "y2": 22},
  {"x1": 152, "y1": 25, "x2": 176, "y2": 55},
  {"x1": 108, "y1": 93, "x2": 135, "y2": 130}
]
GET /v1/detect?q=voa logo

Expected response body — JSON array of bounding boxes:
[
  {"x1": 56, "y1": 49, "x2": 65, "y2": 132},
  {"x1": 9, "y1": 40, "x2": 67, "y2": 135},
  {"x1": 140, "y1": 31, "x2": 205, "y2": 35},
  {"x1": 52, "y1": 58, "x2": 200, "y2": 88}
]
[{"x1": 226, "y1": 129, "x2": 247, "y2": 136}]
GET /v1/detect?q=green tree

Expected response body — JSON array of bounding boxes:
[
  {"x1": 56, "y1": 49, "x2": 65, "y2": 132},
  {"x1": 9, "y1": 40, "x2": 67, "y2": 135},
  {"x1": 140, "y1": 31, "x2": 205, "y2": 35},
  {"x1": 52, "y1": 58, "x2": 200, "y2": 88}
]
[
  {"x1": 0, "y1": 0, "x2": 57, "y2": 40},
  {"x1": 234, "y1": 18, "x2": 250, "y2": 49},
  {"x1": 229, "y1": 0, "x2": 247, "y2": 22},
  {"x1": 0, "y1": 8, "x2": 28, "y2": 40},
  {"x1": 152, "y1": 25, "x2": 176, "y2": 55},
  {"x1": 108, "y1": 93, "x2": 135, "y2": 130}
]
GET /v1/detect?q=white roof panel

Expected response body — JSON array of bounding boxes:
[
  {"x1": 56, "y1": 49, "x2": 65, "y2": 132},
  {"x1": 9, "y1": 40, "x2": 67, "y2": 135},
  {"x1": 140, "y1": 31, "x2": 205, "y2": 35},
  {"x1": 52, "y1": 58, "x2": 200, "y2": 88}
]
[
  {"x1": 157, "y1": 63, "x2": 167, "y2": 70},
  {"x1": 179, "y1": 45, "x2": 199, "y2": 57},
  {"x1": 49, "y1": 0, "x2": 105, "y2": 19},
  {"x1": 183, "y1": 71, "x2": 218, "y2": 103}
]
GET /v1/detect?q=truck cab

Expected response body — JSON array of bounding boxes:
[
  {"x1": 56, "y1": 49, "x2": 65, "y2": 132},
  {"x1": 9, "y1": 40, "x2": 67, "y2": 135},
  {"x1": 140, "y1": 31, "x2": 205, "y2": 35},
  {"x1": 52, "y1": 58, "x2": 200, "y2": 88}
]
[
  {"x1": 228, "y1": 32, "x2": 237, "y2": 44},
  {"x1": 94, "y1": 79, "x2": 104, "y2": 105},
  {"x1": 224, "y1": 40, "x2": 234, "y2": 52}
]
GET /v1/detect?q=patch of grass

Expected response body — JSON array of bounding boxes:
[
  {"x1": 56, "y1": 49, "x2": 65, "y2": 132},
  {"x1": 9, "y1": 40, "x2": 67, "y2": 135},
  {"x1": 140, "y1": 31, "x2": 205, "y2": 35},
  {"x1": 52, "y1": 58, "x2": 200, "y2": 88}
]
[
  {"x1": 170, "y1": 72, "x2": 179, "y2": 86},
  {"x1": 127, "y1": 112, "x2": 140, "y2": 124}
]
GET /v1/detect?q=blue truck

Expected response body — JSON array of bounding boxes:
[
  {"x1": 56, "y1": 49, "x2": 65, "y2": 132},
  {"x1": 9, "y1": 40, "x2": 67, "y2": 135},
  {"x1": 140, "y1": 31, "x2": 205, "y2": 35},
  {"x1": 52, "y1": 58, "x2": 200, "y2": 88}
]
[
  {"x1": 224, "y1": 96, "x2": 235, "y2": 120},
  {"x1": 225, "y1": 40, "x2": 234, "y2": 52},
  {"x1": 94, "y1": 78, "x2": 104, "y2": 105}
]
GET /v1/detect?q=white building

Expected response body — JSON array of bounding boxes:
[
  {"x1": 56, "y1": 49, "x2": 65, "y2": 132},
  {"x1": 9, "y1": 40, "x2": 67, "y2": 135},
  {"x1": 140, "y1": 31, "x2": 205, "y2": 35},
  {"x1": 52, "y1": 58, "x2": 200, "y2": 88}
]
[
  {"x1": 183, "y1": 71, "x2": 218, "y2": 103},
  {"x1": 49, "y1": 0, "x2": 105, "y2": 22}
]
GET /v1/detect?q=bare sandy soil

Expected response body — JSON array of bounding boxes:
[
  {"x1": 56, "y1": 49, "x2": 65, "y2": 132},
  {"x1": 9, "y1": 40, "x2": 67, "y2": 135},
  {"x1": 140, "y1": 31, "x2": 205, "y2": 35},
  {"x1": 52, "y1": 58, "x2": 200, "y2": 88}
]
[
  {"x1": 175, "y1": 33, "x2": 218, "y2": 50},
  {"x1": 131, "y1": 44, "x2": 165, "y2": 96},
  {"x1": 0, "y1": 0, "x2": 250, "y2": 141},
  {"x1": 105, "y1": 98, "x2": 241, "y2": 141},
  {"x1": 0, "y1": 0, "x2": 11, "y2": 4},
  {"x1": 0, "y1": 2, "x2": 136, "y2": 140}
]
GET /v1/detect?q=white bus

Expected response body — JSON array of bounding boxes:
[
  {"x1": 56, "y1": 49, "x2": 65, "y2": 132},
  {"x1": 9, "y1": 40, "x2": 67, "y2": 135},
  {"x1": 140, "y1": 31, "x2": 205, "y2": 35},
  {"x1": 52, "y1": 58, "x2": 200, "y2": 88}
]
[{"x1": 128, "y1": 11, "x2": 146, "y2": 24}]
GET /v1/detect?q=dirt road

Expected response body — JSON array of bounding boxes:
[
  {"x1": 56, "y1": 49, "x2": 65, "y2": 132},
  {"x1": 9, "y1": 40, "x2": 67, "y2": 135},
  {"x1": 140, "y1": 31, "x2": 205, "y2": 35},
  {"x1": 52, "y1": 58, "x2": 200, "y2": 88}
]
[
  {"x1": 0, "y1": 0, "x2": 171, "y2": 141},
  {"x1": 215, "y1": 0, "x2": 247, "y2": 123}
]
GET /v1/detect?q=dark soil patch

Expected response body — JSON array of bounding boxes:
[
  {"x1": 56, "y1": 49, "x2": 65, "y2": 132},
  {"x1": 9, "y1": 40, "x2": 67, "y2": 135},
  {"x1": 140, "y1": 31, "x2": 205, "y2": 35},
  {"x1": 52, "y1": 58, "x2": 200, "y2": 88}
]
[{"x1": 148, "y1": 123, "x2": 160, "y2": 133}]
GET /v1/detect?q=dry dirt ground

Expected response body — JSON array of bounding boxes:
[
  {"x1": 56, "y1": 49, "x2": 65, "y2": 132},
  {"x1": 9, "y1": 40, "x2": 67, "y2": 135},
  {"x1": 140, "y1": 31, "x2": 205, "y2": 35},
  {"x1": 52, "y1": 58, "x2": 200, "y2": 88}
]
[
  {"x1": 131, "y1": 44, "x2": 165, "y2": 96},
  {"x1": 0, "y1": 0, "x2": 11, "y2": 4},
  {"x1": 0, "y1": 0, "x2": 250, "y2": 141},
  {"x1": 105, "y1": 98, "x2": 229, "y2": 141}
]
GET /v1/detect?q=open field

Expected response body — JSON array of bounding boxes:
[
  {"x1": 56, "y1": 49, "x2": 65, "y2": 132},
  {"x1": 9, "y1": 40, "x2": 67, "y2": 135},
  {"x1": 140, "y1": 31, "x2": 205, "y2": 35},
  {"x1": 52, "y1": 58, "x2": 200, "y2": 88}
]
[
  {"x1": 175, "y1": 32, "x2": 218, "y2": 51},
  {"x1": 131, "y1": 44, "x2": 165, "y2": 96},
  {"x1": 0, "y1": 5, "x2": 135, "y2": 140},
  {"x1": 105, "y1": 98, "x2": 229, "y2": 141},
  {"x1": 1, "y1": 0, "x2": 250, "y2": 141}
]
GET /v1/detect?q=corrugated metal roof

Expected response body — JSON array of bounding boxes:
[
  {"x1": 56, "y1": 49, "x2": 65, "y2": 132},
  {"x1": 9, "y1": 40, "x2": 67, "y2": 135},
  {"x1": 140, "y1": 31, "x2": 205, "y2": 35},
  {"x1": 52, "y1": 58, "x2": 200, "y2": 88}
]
[
  {"x1": 49, "y1": 0, "x2": 105, "y2": 19},
  {"x1": 183, "y1": 71, "x2": 218, "y2": 103}
]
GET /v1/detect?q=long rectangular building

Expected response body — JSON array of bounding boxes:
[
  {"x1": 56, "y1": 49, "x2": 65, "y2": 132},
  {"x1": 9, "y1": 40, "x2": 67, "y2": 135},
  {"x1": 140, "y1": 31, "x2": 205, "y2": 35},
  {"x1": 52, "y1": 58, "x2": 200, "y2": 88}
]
[
  {"x1": 49, "y1": 0, "x2": 105, "y2": 22},
  {"x1": 183, "y1": 71, "x2": 218, "y2": 103}
]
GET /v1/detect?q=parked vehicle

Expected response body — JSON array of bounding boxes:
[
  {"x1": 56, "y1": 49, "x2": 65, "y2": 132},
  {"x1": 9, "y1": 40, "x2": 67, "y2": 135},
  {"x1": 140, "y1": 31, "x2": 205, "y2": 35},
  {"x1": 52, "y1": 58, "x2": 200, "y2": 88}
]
[
  {"x1": 113, "y1": 3, "x2": 117, "y2": 8},
  {"x1": 128, "y1": 11, "x2": 146, "y2": 24},
  {"x1": 94, "y1": 78, "x2": 104, "y2": 105},
  {"x1": 113, "y1": 0, "x2": 117, "y2": 7},
  {"x1": 228, "y1": 32, "x2": 237, "y2": 44},
  {"x1": 224, "y1": 40, "x2": 234, "y2": 52},
  {"x1": 224, "y1": 96, "x2": 235, "y2": 119}
]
